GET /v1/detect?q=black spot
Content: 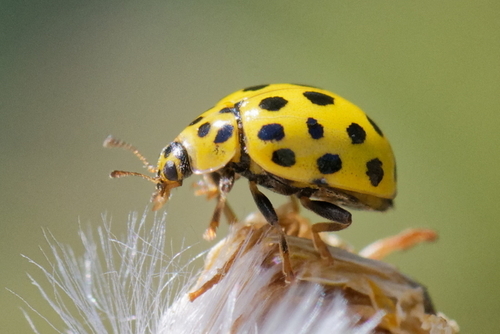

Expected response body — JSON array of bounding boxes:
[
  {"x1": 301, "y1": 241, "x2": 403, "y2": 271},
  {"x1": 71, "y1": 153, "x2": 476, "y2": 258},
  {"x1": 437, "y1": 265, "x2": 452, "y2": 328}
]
[
  {"x1": 367, "y1": 116, "x2": 383, "y2": 137},
  {"x1": 163, "y1": 145, "x2": 172, "y2": 158},
  {"x1": 317, "y1": 154, "x2": 342, "y2": 174},
  {"x1": 166, "y1": 142, "x2": 192, "y2": 179},
  {"x1": 219, "y1": 107, "x2": 233, "y2": 114},
  {"x1": 306, "y1": 117, "x2": 324, "y2": 139},
  {"x1": 303, "y1": 91, "x2": 334, "y2": 106},
  {"x1": 259, "y1": 96, "x2": 288, "y2": 111},
  {"x1": 272, "y1": 149, "x2": 296, "y2": 167},
  {"x1": 189, "y1": 116, "x2": 203, "y2": 126},
  {"x1": 234, "y1": 101, "x2": 242, "y2": 110},
  {"x1": 163, "y1": 161, "x2": 178, "y2": 181},
  {"x1": 366, "y1": 158, "x2": 384, "y2": 186},
  {"x1": 214, "y1": 124, "x2": 234, "y2": 144},
  {"x1": 258, "y1": 123, "x2": 285, "y2": 141},
  {"x1": 170, "y1": 142, "x2": 185, "y2": 159},
  {"x1": 197, "y1": 122, "x2": 211, "y2": 137},
  {"x1": 243, "y1": 84, "x2": 269, "y2": 92},
  {"x1": 347, "y1": 123, "x2": 366, "y2": 144}
]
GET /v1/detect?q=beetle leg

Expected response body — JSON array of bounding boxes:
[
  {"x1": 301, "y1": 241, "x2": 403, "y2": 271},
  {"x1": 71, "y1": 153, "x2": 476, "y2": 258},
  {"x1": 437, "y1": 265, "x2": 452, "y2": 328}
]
[
  {"x1": 196, "y1": 173, "x2": 238, "y2": 224},
  {"x1": 299, "y1": 196, "x2": 352, "y2": 261},
  {"x1": 249, "y1": 181, "x2": 294, "y2": 281},
  {"x1": 203, "y1": 169, "x2": 236, "y2": 241},
  {"x1": 193, "y1": 174, "x2": 220, "y2": 200},
  {"x1": 222, "y1": 200, "x2": 238, "y2": 225},
  {"x1": 203, "y1": 194, "x2": 226, "y2": 240},
  {"x1": 272, "y1": 196, "x2": 312, "y2": 238}
]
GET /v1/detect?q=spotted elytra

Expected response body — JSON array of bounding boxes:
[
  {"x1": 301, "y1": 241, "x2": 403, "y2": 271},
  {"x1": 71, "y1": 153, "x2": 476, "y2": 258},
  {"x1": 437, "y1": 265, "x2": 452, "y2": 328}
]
[{"x1": 104, "y1": 83, "x2": 396, "y2": 278}]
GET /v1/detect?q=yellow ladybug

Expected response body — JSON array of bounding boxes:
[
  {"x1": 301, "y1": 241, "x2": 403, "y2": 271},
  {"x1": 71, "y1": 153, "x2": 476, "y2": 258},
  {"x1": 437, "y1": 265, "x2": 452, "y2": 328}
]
[{"x1": 105, "y1": 84, "x2": 396, "y2": 273}]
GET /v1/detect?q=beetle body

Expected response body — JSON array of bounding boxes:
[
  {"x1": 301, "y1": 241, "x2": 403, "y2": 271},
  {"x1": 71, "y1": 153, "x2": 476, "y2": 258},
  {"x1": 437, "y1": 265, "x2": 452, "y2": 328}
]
[{"x1": 107, "y1": 84, "x2": 396, "y2": 268}]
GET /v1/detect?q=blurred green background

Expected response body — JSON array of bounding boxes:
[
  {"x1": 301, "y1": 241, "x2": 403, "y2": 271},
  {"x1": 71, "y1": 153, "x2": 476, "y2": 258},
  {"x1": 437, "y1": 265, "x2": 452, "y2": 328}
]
[{"x1": 1, "y1": 1, "x2": 499, "y2": 332}]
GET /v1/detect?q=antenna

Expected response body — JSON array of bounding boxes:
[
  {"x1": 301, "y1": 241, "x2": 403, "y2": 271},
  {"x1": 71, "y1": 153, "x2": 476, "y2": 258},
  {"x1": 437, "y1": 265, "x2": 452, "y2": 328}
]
[
  {"x1": 103, "y1": 135, "x2": 157, "y2": 174},
  {"x1": 109, "y1": 170, "x2": 157, "y2": 184}
]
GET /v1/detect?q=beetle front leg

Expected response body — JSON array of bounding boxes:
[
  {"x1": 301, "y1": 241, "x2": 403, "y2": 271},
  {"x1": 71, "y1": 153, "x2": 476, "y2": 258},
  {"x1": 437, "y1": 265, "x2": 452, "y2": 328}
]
[
  {"x1": 203, "y1": 169, "x2": 237, "y2": 241},
  {"x1": 299, "y1": 196, "x2": 352, "y2": 261},
  {"x1": 193, "y1": 174, "x2": 220, "y2": 200}
]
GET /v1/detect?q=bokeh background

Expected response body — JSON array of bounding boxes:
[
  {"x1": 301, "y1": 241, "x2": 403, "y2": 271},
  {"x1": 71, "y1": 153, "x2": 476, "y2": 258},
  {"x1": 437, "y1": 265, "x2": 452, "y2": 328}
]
[{"x1": 2, "y1": 1, "x2": 499, "y2": 332}]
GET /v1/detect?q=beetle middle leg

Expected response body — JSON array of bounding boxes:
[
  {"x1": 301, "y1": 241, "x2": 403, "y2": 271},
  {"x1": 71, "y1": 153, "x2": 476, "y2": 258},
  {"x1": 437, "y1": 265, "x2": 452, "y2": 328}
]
[
  {"x1": 299, "y1": 196, "x2": 352, "y2": 261},
  {"x1": 249, "y1": 181, "x2": 294, "y2": 281}
]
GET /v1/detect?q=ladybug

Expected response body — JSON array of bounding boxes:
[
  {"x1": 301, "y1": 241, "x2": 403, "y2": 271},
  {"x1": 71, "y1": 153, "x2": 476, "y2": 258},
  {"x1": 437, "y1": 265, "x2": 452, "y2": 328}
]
[{"x1": 105, "y1": 84, "x2": 396, "y2": 275}]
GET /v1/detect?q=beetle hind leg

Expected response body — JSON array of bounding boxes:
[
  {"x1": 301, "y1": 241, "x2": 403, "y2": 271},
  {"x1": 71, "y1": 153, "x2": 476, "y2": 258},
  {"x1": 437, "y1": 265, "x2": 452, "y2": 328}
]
[
  {"x1": 298, "y1": 196, "x2": 352, "y2": 261},
  {"x1": 249, "y1": 181, "x2": 294, "y2": 281}
]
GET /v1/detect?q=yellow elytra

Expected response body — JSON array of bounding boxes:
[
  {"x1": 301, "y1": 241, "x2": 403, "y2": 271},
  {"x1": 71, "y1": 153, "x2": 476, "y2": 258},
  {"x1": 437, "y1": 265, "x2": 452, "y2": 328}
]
[{"x1": 106, "y1": 83, "x2": 396, "y2": 272}]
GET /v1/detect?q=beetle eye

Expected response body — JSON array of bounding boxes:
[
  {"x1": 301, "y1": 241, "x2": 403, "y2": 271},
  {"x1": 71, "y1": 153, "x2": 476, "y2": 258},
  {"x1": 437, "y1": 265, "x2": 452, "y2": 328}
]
[{"x1": 163, "y1": 160, "x2": 179, "y2": 181}]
